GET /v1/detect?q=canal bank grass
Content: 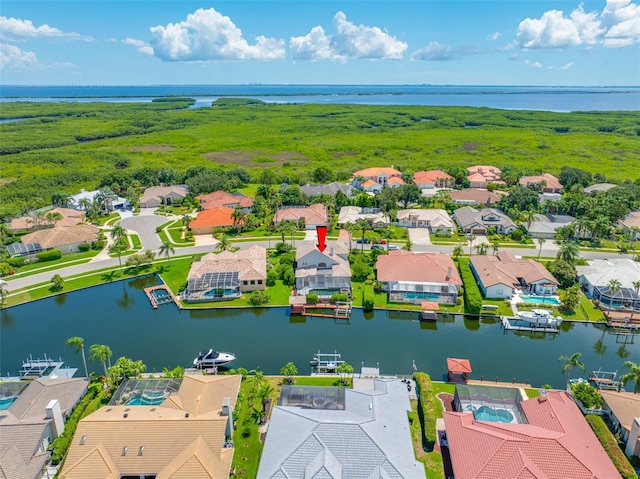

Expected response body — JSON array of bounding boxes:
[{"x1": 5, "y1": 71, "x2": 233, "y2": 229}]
[
  {"x1": 6, "y1": 249, "x2": 100, "y2": 278},
  {"x1": 560, "y1": 292, "x2": 606, "y2": 322}
]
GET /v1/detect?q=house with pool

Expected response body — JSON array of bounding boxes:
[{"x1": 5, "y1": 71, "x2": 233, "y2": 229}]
[
  {"x1": 376, "y1": 251, "x2": 462, "y2": 305},
  {"x1": 470, "y1": 251, "x2": 559, "y2": 300},
  {"x1": 295, "y1": 240, "x2": 352, "y2": 298},
  {"x1": 182, "y1": 245, "x2": 267, "y2": 302},
  {"x1": 443, "y1": 388, "x2": 620, "y2": 478}
]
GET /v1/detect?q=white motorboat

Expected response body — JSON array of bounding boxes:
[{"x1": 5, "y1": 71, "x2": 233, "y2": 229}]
[
  {"x1": 516, "y1": 309, "x2": 562, "y2": 328},
  {"x1": 193, "y1": 349, "x2": 236, "y2": 369}
]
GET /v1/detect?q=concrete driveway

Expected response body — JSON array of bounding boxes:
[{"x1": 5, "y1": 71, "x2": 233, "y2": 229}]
[
  {"x1": 408, "y1": 228, "x2": 432, "y2": 246},
  {"x1": 119, "y1": 210, "x2": 169, "y2": 252}
]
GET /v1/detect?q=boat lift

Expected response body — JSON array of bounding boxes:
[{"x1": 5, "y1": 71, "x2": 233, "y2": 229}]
[
  {"x1": 589, "y1": 368, "x2": 622, "y2": 391},
  {"x1": 310, "y1": 350, "x2": 345, "y2": 374}
]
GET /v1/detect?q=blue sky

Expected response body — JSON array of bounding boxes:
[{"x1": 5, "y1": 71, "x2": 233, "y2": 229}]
[{"x1": 1, "y1": 1, "x2": 639, "y2": 85}]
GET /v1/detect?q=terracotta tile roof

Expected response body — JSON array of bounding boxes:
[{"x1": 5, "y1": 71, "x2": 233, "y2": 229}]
[
  {"x1": 353, "y1": 167, "x2": 403, "y2": 178},
  {"x1": 274, "y1": 204, "x2": 327, "y2": 225},
  {"x1": 187, "y1": 246, "x2": 267, "y2": 282},
  {"x1": 376, "y1": 251, "x2": 462, "y2": 285},
  {"x1": 387, "y1": 176, "x2": 405, "y2": 185},
  {"x1": 10, "y1": 207, "x2": 86, "y2": 232},
  {"x1": 196, "y1": 190, "x2": 253, "y2": 210},
  {"x1": 519, "y1": 173, "x2": 562, "y2": 190},
  {"x1": 470, "y1": 252, "x2": 558, "y2": 289},
  {"x1": 189, "y1": 207, "x2": 236, "y2": 229},
  {"x1": 21, "y1": 224, "x2": 99, "y2": 249},
  {"x1": 600, "y1": 390, "x2": 640, "y2": 433},
  {"x1": 467, "y1": 165, "x2": 502, "y2": 175},
  {"x1": 449, "y1": 189, "x2": 503, "y2": 204},
  {"x1": 413, "y1": 170, "x2": 453, "y2": 185},
  {"x1": 360, "y1": 179, "x2": 379, "y2": 188},
  {"x1": 619, "y1": 211, "x2": 640, "y2": 230},
  {"x1": 444, "y1": 390, "x2": 620, "y2": 479},
  {"x1": 447, "y1": 358, "x2": 472, "y2": 374}
]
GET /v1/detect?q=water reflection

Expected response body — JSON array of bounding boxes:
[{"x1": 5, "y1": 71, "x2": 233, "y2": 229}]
[
  {"x1": 464, "y1": 318, "x2": 480, "y2": 331},
  {"x1": 54, "y1": 293, "x2": 68, "y2": 306}
]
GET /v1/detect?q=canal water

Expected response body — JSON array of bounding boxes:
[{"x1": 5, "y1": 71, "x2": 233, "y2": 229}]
[{"x1": 1, "y1": 276, "x2": 638, "y2": 389}]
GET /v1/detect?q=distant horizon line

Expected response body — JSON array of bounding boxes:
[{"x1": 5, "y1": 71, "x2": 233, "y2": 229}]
[{"x1": 1, "y1": 83, "x2": 639, "y2": 88}]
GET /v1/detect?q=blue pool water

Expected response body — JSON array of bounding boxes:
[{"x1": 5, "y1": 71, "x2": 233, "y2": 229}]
[
  {"x1": 406, "y1": 292, "x2": 440, "y2": 301},
  {"x1": 0, "y1": 397, "x2": 18, "y2": 410},
  {"x1": 521, "y1": 295, "x2": 560, "y2": 306},
  {"x1": 125, "y1": 392, "x2": 165, "y2": 406},
  {"x1": 203, "y1": 288, "x2": 238, "y2": 297},
  {"x1": 474, "y1": 406, "x2": 514, "y2": 423}
]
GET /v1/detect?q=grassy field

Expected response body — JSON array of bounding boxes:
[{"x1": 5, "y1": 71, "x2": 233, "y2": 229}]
[{"x1": 1, "y1": 101, "x2": 639, "y2": 218}]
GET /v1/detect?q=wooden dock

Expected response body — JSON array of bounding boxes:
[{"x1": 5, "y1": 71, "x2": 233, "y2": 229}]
[
  {"x1": 298, "y1": 302, "x2": 352, "y2": 319},
  {"x1": 501, "y1": 316, "x2": 559, "y2": 333},
  {"x1": 144, "y1": 285, "x2": 182, "y2": 309}
]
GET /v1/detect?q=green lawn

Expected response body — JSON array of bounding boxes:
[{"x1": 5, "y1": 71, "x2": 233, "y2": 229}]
[
  {"x1": 8, "y1": 250, "x2": 100, "y2": 277},
  {"x1": 559, "y1": 291, "x2": 606, "y2": 322}
]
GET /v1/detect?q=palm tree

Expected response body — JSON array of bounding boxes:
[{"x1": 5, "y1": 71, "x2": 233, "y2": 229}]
[
  {"x1": 45, "y1": 211, "x2": 63, "y2": 227},
  {"x1": 52, "y1": 192, "x2": 73, "y2": 208},
  {"x1": 344, "y1": 222, "x2": 356, "y2": 252},
  {"x1": 158, "y1": 240, "x2": 175, "y2": 265},
  {"x1": 77, "y1": 197, "x2": 92, "y2": 212},
  {"x1": 231, "y1": 207, "x2": 247, "y2": 233},
  {"x1": 0, "y1": 280, "x2": 9, "y2": 305},
  {"x1": 559, "y1": 352, "x2": 585, "y2": 385},
  {"x1": 280, "y1": 362, "x2": 298, "y2": 384},
  {"x1": 110, "y1": 224, "x2": 128, "y2": 271},
  {"x1": 522, "y1": 210, "x2": 536, "y2": 231},
  {"x1": 337, "y1": 362, "x2": 354, "y2": 385},
  {"x1": 537, "y1": 237, "x2": 546, "y2": 260},
  {"x1": 631, "y1": 280, "x2": 640, "y2": 321},
  {"x1": 606, "y1": 278, "x2": 622, "y2": 315},
  {"x1": 490, "y1": 240, "x2": 500, "y2": 255},
  {"x1": 181, "y1": 214, "x2": 191, "y2": 227},
  {"x1": 403, "y1": 238, "x2": 414, "y2": 251},
  {"x1": 474, "y1": 243, "x2": 488, "y2": 255},
  {"x1": 89, "y1": 344, "x2": 113, "y2": 386},
  {"x1": 96, "y1": 188, "x2": 117, "y2": 214},
  {"x1": 557, "y1": 241, "x2": 579, "y2": 264},
  {"x1": 452, "y1": 244, "x2": 464, "y2": 259},
  {"x1": 66, "y1": 336, "x2": 89, "y2": 377},
  {"x1": 355, "y1": 219, "x2": 372, "y2": 253},
  {"x1": 620, "y1": 361, "x2": 640, "y2": 393},
  {"x1": 466, "y1": 233, "x2": 476, "y2": 256},
  {"x1": 214, "y1": 234, "x2": 236, "y2": 253}
]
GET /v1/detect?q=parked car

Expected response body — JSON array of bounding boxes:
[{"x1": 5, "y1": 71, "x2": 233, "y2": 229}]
[
  {"x1": 371, "y1": 244, "x2": 385, "y2": 250},
  {"x1": 388, "y1": 244, "x2": 400, "y2": 250},
  {"x1": 356, "y1": 238, "x2": 370, "y2": 244}
]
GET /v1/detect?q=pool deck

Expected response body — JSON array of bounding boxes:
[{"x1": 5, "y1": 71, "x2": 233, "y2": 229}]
[{"x1": 144, "y1": 285, "x2": 182, "y2": 309}]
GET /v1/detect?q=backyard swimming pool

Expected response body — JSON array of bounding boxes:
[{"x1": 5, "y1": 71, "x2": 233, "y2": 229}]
[
  {"x1": 124, "y1": 391, "x2": 166, "y2": 406},
  {"x1": 521, "y1": 295, "x2": 560, "y2": 306},
  {"x1": 0, "y1": 396, "x2": 17, "y2": 410},
  {"x1": 474, "y1": 405, "x2": 515, "y2": 423}
]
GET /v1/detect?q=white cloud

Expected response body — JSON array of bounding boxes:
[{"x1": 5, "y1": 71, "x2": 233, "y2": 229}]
[
  {"x1": 123, "y1": 38, "x2": 154, "y2": 56},
  {"x1": 149, "y1": 8, "x2": 285, "y2": 61},
  {"x1": 410, "y1": 41, "x2": 460, "y2": 61},
  {"x1": 289, "y1": 11, "x2": 407, "y2": 61},
  {"x1": 0, "y1": 42, "x2": 41, "y2": 70},
  {"x1": 560, "y1": 62, "x2": 575, "y2": 69},
  {"x1": 524, "y1": 59, "x2": 543, "y2": 68},
  {"x1": 516, "y1": 0, "x2": 640, "y2": 49},
  {"x1": 0, "y1": 16, "x2": 90, "y2": 41},
  {"x1": 490, "y1": 32, "x2": 502, "y2": 41}
]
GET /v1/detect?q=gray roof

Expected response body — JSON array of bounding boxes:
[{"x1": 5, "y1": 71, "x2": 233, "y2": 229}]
[
  {"x1": 527, "y1": 214, "x2": 575, "y2": 235},
  {"x1": 301, "y1": 182, "x2": 354, "y2": 198},
  {"x1": 577, "y1": 258, "x2": 640, "y2": 292},
  {"x1": 9, "y1": 378, "x2": 88, "y2": 420},
  {"x1": 583, "y1": 183, "x2": 617, "y2": 195},
  {"x1": 257, "y1": 380, "x2": 425, "y2": 479},
  {"x1": 453, "y1": 207, "x2": 516, "y2": 230}
]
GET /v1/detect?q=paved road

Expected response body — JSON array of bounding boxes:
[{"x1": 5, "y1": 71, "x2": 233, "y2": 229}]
[{"x1": 120, "y1": 209, "x2": 169, "y2": 253}]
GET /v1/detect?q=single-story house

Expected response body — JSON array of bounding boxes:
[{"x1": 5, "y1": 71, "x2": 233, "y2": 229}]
[
  {"x1": 600, "y1": 390, "x2": 640, "y2": 458},
  {"x1": 300, "y1": 181, "x2": 354, "y2": 198},
  {"x1": 466, "y1": 165, "x2": 505, "y2": 189},
  {"x1": 470, "y1": 251, "x2": 559, "y2": 299},
  {"x1": 138, "y1": 184, "x2": 189, "y2": 208},
  {"x1": 577, "y1": 258, "x2": 640, "y2": 312},
  {"x1": 295, "y1": 241, "x2": 351, "y2": 297},
  {"x1": 584, "y1": 183, "x2": 617, "y2": 195},
  {"x1": 527, "y1": 214, "x2": 576, "y2": 239},
  {"x1": 449, "y1": 188, "x2": 503, "y2": 206},
  {"x1": 619, "y1": 211, "x2": 640, "y2": 240},
  {"x1": 10, "y1": 207, "x2": 86, "y2": 233},
  {"x1": 337, "y1": 206, "x2": 388, "y2": 228},
  {"x1": 1, "y1": 378, "x2": 88, "y2": 479},
  {"x1": 20, "y1": 224, "x2": 100, "y2": 254},
  {"x1": 413, "y1": 170, "x2": 454, "y2": 189},
  {"x1": 376, "y1": 251, "x2": 462, "y2": 304},
  {"x1": 196, "y1": 190, "x2": 253, "y2": 211},
  {"x1": 182, "y1": 245, "x2": 267, "y2": 301},
  {"x1": 70, "y1": 189, "x2": 131, "y2": 212},
  {"x1": 444, "y1": 389, "x2": 620, "y2": 479},
  {"x1": 274, "y1": 204, "x2": 328, "y2": 229},
  {"x1": 519, "y1": 173, "x2": 563, "y2": 193},
  {"x1": 60, "y1": 375, "x2": 241, "y2": 479},
  {"x1": 396, "y1": 209, "x2": 455, "y2": 233},
  {"x1": 257, "y1": 380, "x2": 425, "y2": 479},
  {"x1": 189, "y1": 206, "x2": 237, "y2": 235},
  {"x1": 351, "y1": 166, "x2": 403, "y2": 190},
  {"x1": 453, "y1": 207, "x2": 517, "y2": 235}
]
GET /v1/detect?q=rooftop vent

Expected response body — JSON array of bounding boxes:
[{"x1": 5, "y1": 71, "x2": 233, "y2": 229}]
[
  {"x1": 123, "y1": 413, "x2": 128, "y2": 418},
  {"x1": 121, "y1": 446, "x2": 128, "y2": 456},
  {"x1": 80, "y1": 435, "x2": 87, "y2": 445},
  {"x1": 138, "y1": 446, "x2": 144, "y2": 456},
  {"x1": 185, "y1": 413, "x2": 190, "y2": 418}
]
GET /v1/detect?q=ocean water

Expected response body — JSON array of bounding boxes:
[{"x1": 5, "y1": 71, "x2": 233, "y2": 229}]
[{"x1": 1, "y1": 85, "x2": 638, "y2": 112}]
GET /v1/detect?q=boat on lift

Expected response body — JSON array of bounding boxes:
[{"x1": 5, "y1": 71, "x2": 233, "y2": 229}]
[{"x1": 516, "y1": 309, "x2": 562, "y2": 328}]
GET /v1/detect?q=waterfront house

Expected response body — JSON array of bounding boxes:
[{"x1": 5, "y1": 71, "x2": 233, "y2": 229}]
[
  {"x1": 196, "y1": 190, "x2": 253, "y2": 211},
  {"x1": 413, "y1": 170, "x2": 454, "y2": 189},
  {"x1": 19, "y1": 224, "x2": 99, "y2": 254},
  {"x1": 470, "y1": 251, "x2": 559, "y2": 299},
  {"x1": 138, "y1": 184, "x2": 189, "y2": 208},
  {"x1": 449, "y1": 188, "x2": 503, "y2": 206},
  {"x1": 444, "y1": 389, "x2": 620, "y2": 479},
  {"x1": 10, "y1": 207, "x2": 86, "y2": 233},
  {"x1": 300, "y1": 181, "x2": 354, "y2": 198},
  {"x1": 453, "y1": 207, "x2": 517, "y2": 235},
  {"x1": 257, "y1": 380, "x2": 425, "y2": 479},
  {"x1": 527, "y1": 214, "x2": 576, "y2": 239},
  {"x1": 295, "y1": 240, "x2": 351, "y2": 297},
  {"x1": 466, "y1": 165, "x2": 504, "y2": 188},
  {"x1": 189, "y1": 206, "x2": 237, "y2": 235},
  {"x1": 576, "y1": 258, "x2": 640, "y2": 312},
  {"x1": 60, "y1": 375, "x2": 241, "y2": 479},
  {"x1": 396, "y1": 208, "x2": 455, "y2": 233},
  {"x1": 599, "y1": 390, "x2": 640, "y2": 458},
  {"x1": 0, "y1": 378, "x2": 88, "y2": 479},
  {"x1": 376, "y1": 251, "x2": 462, "y2": 304},
  {"x1": 351, "y1": 166, "x2": 404, "y2": 191},
  {"x1": 618, "y1": 211, "x2": 640, "y2": 240},
  {"x1": 519, "y1": 173, "x2": 563, "y2": 193},
  {"x1": 182, "y1": 245, "x2": 267, "y2": 301},
  {"x1": 274, "y1": 203, "x2": 328, "y2": 229},
  {"x1": 337, "y1": 206, "x2": 388, "y2": 228}
]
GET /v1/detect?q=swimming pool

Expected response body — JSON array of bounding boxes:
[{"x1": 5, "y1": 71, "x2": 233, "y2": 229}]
[
  {"x1": 521, "y1": 295, "x2": 560, "y2": 306},
  {"x1": 125, "y1": 391, "x2": 166, "y2": 406},
  {"x1": 0, "y1": 396, "x2": 17, "y2": 410},
  {"x1": 474, "y1": 406, "x2": 514, "y2": 423}
]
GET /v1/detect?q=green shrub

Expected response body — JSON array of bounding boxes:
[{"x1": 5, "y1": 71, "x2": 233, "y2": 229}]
[
  {"x1": 248, "y1": 290, "x2": 270, "y2": 306},
  {"x1": 363, "y1": 285, "x2": 375, "y2": 311},
  {"x1": 457, "y1": 258, "x2": 482, "y2": 314},
  {"x1": 7, "y1": 257, "x2": 25, "y2": 268},
  {"x1": 36, "y1": 249, "x2": 62, "y2": 262},
  {"x1": 306, "y1": 293, "x2": 318, "y2": 305},
  {"x1": 275, "y1": 242, "x2": 292, "y2": 254},
  {"x1": 570, "y1": 382, "x2": 603, "y2": 408},
  {"x1": 511, "y1": 229, "x2": 523, "y2": 241},
  {"x1": 282, "y1": 268, "x2": 295, "y2": 286},
  {"x1": 78, "y1": 243, "x2": 91, "y2": 252},
  {"x1": 413, "y1": 372, "x2": 437, "y2": 450},
  {"x1": 585, "y1": 415, "x2": 636, "y2": 479},
  {"x1": 330, "y1": 293, "x2": 349, "y2": 304},
  {"x1": 0, "y1": 262, "x2": 15, "y2": 277},
  {"x1": 91, "y1": 240, "x2": 106, "y2": 250},
  {"x1": 266, "y1": 269, "x2": 278, "y2": 287}
]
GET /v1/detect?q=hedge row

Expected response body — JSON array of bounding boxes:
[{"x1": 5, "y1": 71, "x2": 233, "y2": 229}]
[
  {"x1": 413, "y1": 372, "x2": 437, "y2": 450},
  {"x1": 36, "y1": 249, "x2": 62, "y2": 262},
  {"x1": 457, "y1": 258, "x2": 482, "y2": 314},
  {"x1": 585, "y1": 415, "x2": 636, "y2": 479},
  {"x1": 363, "y1": 285, "x2": 375, "y2": 311}
]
